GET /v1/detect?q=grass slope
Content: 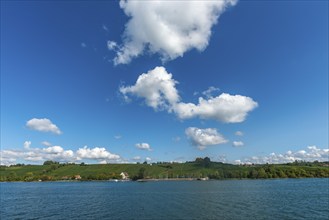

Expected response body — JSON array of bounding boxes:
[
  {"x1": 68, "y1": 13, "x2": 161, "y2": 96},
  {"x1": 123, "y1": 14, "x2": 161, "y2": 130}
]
[{"x1": 1, "y1": 161, "x2": 328, "y2": 181}]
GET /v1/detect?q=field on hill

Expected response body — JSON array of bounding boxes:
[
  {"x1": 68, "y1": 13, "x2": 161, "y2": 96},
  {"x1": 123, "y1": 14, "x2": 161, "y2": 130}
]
[{"x1": 1, "y1": 159, "x2": 328, "y2": 182}]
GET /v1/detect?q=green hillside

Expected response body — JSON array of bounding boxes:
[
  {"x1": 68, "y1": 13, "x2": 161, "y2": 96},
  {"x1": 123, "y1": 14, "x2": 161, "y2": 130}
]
[{"x1": 1, "y1": 159, "x2": 328, "y2": 182}]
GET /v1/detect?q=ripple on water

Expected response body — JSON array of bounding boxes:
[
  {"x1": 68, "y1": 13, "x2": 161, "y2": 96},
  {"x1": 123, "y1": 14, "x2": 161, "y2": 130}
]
[{"x1": 1, "y1": 179, "x2": 328, "y2": 220}]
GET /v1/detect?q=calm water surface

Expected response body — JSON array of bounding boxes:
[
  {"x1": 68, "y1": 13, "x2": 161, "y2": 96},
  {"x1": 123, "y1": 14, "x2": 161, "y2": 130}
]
[{"x1": 1, "y1": 179, "x2": 328, "y2": 219}]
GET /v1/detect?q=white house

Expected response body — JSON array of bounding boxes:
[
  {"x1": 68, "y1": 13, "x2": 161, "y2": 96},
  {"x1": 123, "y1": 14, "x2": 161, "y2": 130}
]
[{"x1": 120, "y1": 172, "x2": 129, "y2": 180}]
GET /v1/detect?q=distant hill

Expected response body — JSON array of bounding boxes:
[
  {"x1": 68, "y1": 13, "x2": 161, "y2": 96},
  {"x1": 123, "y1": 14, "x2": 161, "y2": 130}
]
[{"x1": 1, "y1": 159, "x2": 328, "y2": 182}]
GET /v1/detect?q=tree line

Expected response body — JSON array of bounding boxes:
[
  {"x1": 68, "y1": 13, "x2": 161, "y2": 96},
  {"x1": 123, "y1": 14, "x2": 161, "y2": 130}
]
[{"x1": 1, "y1": 158, "x2": 328, "y2": 182}]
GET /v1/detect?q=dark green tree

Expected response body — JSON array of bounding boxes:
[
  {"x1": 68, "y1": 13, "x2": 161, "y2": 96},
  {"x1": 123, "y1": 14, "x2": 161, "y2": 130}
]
[
  {"x1": 138, "y1": 167, "x2": 146, "y2": 179},
  {"x1": 203, "y1": 157, "x2": 211, "y2": 168},
  {"x1": 43, "y1": 160, "x2": 59, "y2": 165}
]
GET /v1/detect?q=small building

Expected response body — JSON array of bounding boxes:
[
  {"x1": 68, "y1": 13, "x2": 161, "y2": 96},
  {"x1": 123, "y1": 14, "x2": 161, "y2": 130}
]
[{"x1": 120, "y1": 172, "x2": 129, "y2": 180}]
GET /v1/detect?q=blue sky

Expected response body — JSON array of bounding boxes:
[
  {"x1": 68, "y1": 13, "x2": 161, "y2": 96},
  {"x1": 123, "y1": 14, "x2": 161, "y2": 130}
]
[{"x1": 1, "y1": 0, "x2": 328, "y2": 165}]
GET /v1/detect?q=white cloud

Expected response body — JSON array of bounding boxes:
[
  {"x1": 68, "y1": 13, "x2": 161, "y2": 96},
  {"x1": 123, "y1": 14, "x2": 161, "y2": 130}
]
[
  {"x1": 107, "y1": 40, "x2": 118, "y2": 50},
  {"x1": 23, "y1": 141, "x2": 31, "y2": 149},
  {"x1": 135, "y1": 143, "x2": 152, "y2": 151},
  {"x1": 239, "y1": 146, "x2": 329, "y2": 164},
  {"x1": 133, "y1": 156, "x2": 141, "y2": 161},
  {"x1": 0, "y1": 142, "x2": 75, "y2": 165},
  {"x1": 232, "y1": 141, "x2": 244, "y2": 147},
  {"x1": 111, "y1": 0, "x2": 237, "y2": 65},
  {"x1": 81, "y1": 42, "x2": 87, "y2": 48},
  {"x1": 114, "y1": 135, "x2": 122, "y2": 140},
  {"x1": 172, "y1": 136, "x2": 181, "y2": 142},
  {"x1": 202, "y1": 86, "x2": 220, "y2": 98},
  {"x1": 0, "y1": 142, "x2": 121, "y2": 166},
  {"x1": 43, "y1": 146, "x2": 64, "y2": 154},
  {"x1": 26, "y1": 118, "x2": 62, "y2": 135},
  {"x1": 174, "y1": 93, "x2": 258, "y2": 123},
  {"x1": 145, "y1": 157, "x2": 152, "y2": 162},
  {"x1": 185, "y1": 127, "x2": 228, "y2": 150},
  {"x1": 235, "y1": 131, "x2": 244, "y2": 136},
  {"x1": 120, "y1": 66, "x2": 258, "y2": 123},
  {"x1": 102, "y1": 24, "x2": 109, "y2": 32},
  {"x1": 120, "y1": 66, "x2": 179, "y2": 111},
  {"x1": 76, "y1": 146, "x2": 120, "y2": 161},
  {"x1": 41, "y1": 141, "x2": 52, "y2": 147}
]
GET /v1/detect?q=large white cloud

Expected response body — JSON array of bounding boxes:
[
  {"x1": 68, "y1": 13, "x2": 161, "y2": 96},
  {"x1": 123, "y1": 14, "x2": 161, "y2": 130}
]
[
  {"x1": 120, "y1": 66, "x2": 258, "y2": 123},
  {"x1": 26, "y1": 118, "x2": 62, "y2": 135},
  {"x1": 185, "y1": 127, "x2": 228, "y2": 150},
  {"x1": 111, "y1": 0, "x2": 237, "y2": 65},
  {"x1": 135, "y1": 143, "x2": 152, "y2": 151},
  {"x1": 120, "y1": 66, "x2": 179, "y2": 110},
  {"x1": 174, "y1": 93, "x2": 258, "y2": 123},
  {"x1": 236, "y1": 146, "x2": 329, "y2": 164}
]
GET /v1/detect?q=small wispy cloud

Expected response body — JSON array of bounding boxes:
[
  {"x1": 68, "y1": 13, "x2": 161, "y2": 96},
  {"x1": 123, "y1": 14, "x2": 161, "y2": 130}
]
[
  {"x1": 132, "y1": 156, "x2": 141, "y2": 161},
  {"x1": 135, "y1": 143, "x2": 152, "y2": 151},
  {"x1": 23, "y1": 141, "x2": 32, "y2": 149},
  {"x1": 107, "y1": 40, "x2": 118, "y2": 50},
  {"x1": 202, "y1": 86, "x2": 220, "y2": 98},
  {"x1": 235, "y1": 131, "x2": 244, "y2": 136},
  {"x1": 102, "y1": 24, "x2": 109, "y2": 32},
  {"x1": 114, "y1": 135, "x2": 122, "y2": 140},
  {"x1": 232, "y1": 141, "x2": 244, "y2": 147},
  {"x1": 41, "y1": 141, "x2": 52, "y2": 147}
]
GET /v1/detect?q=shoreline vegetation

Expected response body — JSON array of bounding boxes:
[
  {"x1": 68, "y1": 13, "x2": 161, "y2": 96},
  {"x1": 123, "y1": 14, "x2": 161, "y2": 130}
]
[{"x1": 1, "y1": 157, "x2": 328, "y2": 182}]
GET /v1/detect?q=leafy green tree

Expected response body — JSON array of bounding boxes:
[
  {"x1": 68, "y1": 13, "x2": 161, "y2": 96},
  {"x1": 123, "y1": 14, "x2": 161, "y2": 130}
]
[
  {"x1": 195, "y1": 157, "x2": 204, "y2": 163},
  {"x1": 248, "y1": 169, "x2": 258, "y2": 179},
  {"x1": 24, "y1": 172, "x2": 34, "y2": 181},
  {"x1": 203, "y1": 157, "x2": 211, "y2": 168},
  {"x1": 50, "y1": 164, "x2": 59, "y2": 170},
  {"x1": 277, "y1": 169, "x2": 287, "y2": 178},
  {"x1": 7, "y1": 172, "x2": 18, "y2": 181},
  {"x1": 43, "y1": 160, "x2": 59, "y2": 165},
  {"x1": 257, "y1": 168, "x2": 267, "y2": 178},
  {"x1": 138, "y1": 167, "x2": 146, "y2": 179}
]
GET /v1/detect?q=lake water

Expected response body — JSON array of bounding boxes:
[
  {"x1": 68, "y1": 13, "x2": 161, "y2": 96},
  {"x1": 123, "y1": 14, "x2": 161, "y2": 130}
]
[{"x1": 1, "y1": 179, "x2": 328, "y2": 219}]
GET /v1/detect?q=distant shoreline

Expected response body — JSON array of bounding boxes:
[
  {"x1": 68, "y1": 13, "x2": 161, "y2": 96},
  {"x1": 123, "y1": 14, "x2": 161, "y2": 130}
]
[
  {"x1": 1, "y1": 160, "x2": 328, "y2": 182},
  {"x1": 136, "y1": 177, "x2": 209, "y2": 182},
  {"x1": 1, "y1": 177, "x2": 329, "y2": 183}
]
